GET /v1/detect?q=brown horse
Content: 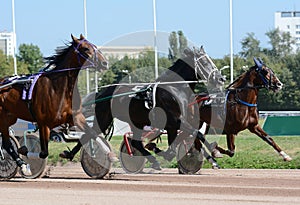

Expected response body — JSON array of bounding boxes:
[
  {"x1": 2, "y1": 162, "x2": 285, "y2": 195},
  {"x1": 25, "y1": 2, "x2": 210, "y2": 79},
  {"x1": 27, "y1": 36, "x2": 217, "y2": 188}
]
[
  {"x1": 0, "y1": 34, "x2": 109, "y2": 175},
  {"x1": 198, "y1": 58, "x2": 292, "y2": 161}
]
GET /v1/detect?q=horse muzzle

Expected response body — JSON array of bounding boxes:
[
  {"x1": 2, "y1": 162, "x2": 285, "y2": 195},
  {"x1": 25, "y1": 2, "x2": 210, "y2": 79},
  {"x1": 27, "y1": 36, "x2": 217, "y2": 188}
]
[
  {"x1": 272, "y1": 81, "x2": 283, "y2": 92},
  {"x1": 98, "y1": 60, "x2": 109, "y2": 71}
]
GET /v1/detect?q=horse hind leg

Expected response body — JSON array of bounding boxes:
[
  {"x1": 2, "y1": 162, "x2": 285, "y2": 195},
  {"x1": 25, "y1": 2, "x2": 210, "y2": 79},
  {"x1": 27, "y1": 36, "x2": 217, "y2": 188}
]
[
  {"x1": 72, "y1": 113, "x2": 117, "y2": 162},
  {"x1": 131, "y1": 132, "x2": 161, "y2": 171},
  {"x1": 1, "y1": 130, "x2": 32, "y2": 176}
]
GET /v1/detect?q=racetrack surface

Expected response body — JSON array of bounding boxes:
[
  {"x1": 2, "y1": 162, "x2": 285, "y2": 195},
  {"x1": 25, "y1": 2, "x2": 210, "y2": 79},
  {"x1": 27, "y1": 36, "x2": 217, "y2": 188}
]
[{"x1": 1, "y1": 163, "x2": 300, "y2": 205}]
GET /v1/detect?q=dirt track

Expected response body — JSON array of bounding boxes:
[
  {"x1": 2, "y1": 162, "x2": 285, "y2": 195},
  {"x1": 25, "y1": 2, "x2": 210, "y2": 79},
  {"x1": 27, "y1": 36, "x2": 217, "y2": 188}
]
[{"x1": 1, "y1": 163, "x2": 300, "y2": 205}]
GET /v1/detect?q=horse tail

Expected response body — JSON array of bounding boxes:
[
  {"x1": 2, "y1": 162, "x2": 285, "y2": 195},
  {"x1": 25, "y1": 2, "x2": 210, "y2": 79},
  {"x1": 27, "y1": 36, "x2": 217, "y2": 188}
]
[{"x1": 93, "y1": 86, "x2": 116, "y2": 141}]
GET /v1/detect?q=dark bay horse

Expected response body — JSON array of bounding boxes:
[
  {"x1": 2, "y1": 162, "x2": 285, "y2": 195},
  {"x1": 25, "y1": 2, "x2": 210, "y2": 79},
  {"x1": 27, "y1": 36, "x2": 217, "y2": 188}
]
[
  {"x1": 61, "y1": 46, "x2": 226, "y2": 170},
  {"x1": 198, "y1": 58, "x2": 292, "y2": 161},
  {"x1": 0, "y1": 34, "x2": 110, "y2": 175}
]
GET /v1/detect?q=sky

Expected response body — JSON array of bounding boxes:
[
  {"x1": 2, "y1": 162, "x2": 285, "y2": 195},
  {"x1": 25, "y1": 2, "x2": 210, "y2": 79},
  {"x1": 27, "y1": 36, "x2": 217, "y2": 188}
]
[{"x1": 1, "y1": 0, "x2": 300, "y2": 58}]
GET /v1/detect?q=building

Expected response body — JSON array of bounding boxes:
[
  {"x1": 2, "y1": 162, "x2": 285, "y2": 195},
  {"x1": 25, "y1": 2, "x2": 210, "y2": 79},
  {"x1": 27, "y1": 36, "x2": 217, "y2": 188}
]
[
  {"x1": 275, "y1": 11, "x2": 300, "y2": 51},
  {"x1": 98, "y1": 46, "x2": 153, "y2": 60},
  {"x1": 0, "y1": 31, "x2": 15, "y2": 56}
]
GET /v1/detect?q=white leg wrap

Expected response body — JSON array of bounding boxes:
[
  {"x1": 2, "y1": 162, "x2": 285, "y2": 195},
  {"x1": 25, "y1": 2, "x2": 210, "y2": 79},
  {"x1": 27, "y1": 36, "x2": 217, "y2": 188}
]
[
  {"x1": 279, "y1": 151, "x2": 292, "y2": 161},
  {"x1": 21, "y1": 164, "x2": 32, "y2": 176}
]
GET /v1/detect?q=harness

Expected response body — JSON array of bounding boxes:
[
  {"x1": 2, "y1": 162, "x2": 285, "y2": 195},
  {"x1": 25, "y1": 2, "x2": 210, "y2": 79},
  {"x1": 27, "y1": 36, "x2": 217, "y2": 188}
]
[{"x1": 0, "y1": 39, "x2": 102, "y2": 121}]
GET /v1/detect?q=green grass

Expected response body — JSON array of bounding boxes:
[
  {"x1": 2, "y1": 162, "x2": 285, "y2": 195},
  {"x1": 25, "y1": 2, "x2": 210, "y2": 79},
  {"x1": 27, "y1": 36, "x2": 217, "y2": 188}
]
[{"x1": 48, "y1": 130, "x2": 300, "y2": 169}]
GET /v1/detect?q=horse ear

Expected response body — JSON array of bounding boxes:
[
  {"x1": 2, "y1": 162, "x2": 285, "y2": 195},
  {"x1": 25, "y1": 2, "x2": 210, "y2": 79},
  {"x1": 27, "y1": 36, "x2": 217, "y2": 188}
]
[
  {"x1": 71, "y1": 34, "x2": 79, "y2": 43},
  {"x1": 199, "y1": 45, "x2": 205, "y2": 53},
  {"x1": 253, "y1": 57, "x2": 262, "y2": 69},
  {"x1": 80, "y1": 34, "x2": 85, "y2": 39}
]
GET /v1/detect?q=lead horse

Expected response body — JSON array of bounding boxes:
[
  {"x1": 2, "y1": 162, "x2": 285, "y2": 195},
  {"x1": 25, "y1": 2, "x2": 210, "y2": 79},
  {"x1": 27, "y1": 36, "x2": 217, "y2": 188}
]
[
  {"x1": 0, "y1": 34, "x2": 110, "y2": 176},
  {"x1": 61, "y1": 46, "x2": 226, "y2": 170},
  {"x1": 198, "y1": 58, "x2": 292, "y2": 161}
]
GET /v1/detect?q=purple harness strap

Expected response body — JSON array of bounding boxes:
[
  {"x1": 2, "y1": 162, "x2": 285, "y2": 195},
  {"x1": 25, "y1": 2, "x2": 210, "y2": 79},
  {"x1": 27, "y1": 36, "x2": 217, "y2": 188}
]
[{"x1": 22, "y1": 74, "x2": 41, "y2": 100}]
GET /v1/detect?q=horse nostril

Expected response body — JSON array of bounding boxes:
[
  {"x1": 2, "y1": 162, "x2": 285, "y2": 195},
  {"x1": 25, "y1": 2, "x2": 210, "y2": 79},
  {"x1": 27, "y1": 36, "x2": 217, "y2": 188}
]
[
  {"x1": 277, "y1": 82, "x2": 283, "y2": 88},
  {"x1": 101, "y1": 61, "x2": 108, "y2": 68},
  {"x1": 220, "y1": 77, "x2": 226, "y2": 83}
]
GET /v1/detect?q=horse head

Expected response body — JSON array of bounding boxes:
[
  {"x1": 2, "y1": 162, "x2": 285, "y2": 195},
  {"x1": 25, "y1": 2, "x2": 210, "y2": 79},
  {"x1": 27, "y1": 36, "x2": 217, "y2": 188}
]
[
  {"x1": 253, "y1": 57, "x2": 283, "y2": 92},
  {"x1": 71, "y1": 34, "x2": 109, "y2": 71},
  {"x1": 183, "y1": 46, "x2": 225, "y2": 89}
]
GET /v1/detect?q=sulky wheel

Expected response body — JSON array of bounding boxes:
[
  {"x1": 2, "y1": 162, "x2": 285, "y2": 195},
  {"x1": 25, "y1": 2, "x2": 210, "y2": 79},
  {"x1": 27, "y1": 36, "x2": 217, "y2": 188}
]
[
  {"x1": 119, "y1": 138, "x2": 146, "y2": 174},
  {"x1": 80, "y1": 136, "x2": 112, "y2": 179},
  {"x1": 19, "y1": 133, "x2": 48, "y2": 179},
  {"x1": 0, "y1": 135, "x2": 19, "y2": 179},
  {"x1": 176, "y1": 139, "x2": 204, "y2": 174}
]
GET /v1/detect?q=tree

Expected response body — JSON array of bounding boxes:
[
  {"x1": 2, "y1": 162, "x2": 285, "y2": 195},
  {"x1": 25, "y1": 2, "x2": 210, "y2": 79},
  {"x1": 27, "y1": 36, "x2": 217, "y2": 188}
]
[
  {"x1": 178, "y1": 30, "x2": 188, "y2": 55},
  {"x1": 168, "y1": 30, "x2": 188, "y2": 60},
  {"x1": 0, "y1": 50, "x2": 29, "y2": 77},
  {"x1": 240, "y1": 32, "x2": 261, "y2": 58},
  {"x1": 17, "y1": 43, "x2": 44, "y2": 73},
  {"x1": 168, "y1": 31, "x2": 179, "y2": 58},
  {"x1": 265, "y1": 28, "x2": 296, "y2": 58}
]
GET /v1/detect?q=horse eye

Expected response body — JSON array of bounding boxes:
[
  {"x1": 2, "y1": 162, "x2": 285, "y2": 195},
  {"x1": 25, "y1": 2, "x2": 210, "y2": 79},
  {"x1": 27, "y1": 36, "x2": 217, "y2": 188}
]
[{"x1": 83, "y1": 47, "x2": 90, "y2": 52}]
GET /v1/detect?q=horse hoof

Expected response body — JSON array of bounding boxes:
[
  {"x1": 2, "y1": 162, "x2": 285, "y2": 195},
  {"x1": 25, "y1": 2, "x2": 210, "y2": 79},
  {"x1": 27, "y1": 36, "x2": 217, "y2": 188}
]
[
  {"x1": 39, "y1": 152, "x2": 48, "y2": 159},
  {"x1": 159, "y1": 150, "x2": 175, "y2": 161},
  {"x1": 144, "y1": 143, "x2": 157, "y2": 151},
  {"x1": 212, "y1": 163, "x2": 220, "y2": 170},
  {"x1": 284, "y1": 156, "x2": 292, "y2": 162},
  {"x1": 21, "y1": 164, "x2": 32, "y2": 176},
  {"x1": 212, "y1": 149, "x2": 223, "y2": 158},
  {"x1": 17, "y1": 146, "x2": 28, "y2": 156},
  {"x1": 151, "y1": 161, "x2": 162, "y2": 171},
  {"x1": 59, "y1": 150, "x2": 74, "y2": 161},
  {"x1": 280, "y1": 151, "x2": 292, "y2": 162}
]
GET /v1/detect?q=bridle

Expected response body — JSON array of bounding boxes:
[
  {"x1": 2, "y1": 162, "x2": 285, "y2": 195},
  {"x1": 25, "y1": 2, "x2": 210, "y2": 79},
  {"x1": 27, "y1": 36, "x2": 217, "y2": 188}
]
[
  {"x1": 73, "y1": 39, "x2": 107, "y2": 70},
  {"x1": 256, "y1": 66, "x2": 274, "y2": 90},
  {"x1": 193, "y1": 51, "x2": 219, "y2": 83},
  {"x1": 226, "y1": 60, "x2": 277, "y2": 108}
]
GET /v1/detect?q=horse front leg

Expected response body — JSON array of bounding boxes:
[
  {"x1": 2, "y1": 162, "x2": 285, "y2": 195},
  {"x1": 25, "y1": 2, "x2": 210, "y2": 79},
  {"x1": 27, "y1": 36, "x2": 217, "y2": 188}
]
[
  {"x1": 1, "y1": 129, "x2": 32, "y2": 176},
  {"x1": 249, "y1": 125, "x2": 292, "y2": 161},
  {"x1": 131, "y1": 129, "x2": 161, "y2": 170},
  {"x1": 179, "y1": 117, "x2": 220, "y2": 169},
  {"x1": 38, "y1": 125, "x2": 50, "y2": 159},
  {"x1": 221, "y1": 133, "x2": 236, "y2": 157},
  {"x1": 73, "y1": 113, "x2": 117, "y2": 162}
]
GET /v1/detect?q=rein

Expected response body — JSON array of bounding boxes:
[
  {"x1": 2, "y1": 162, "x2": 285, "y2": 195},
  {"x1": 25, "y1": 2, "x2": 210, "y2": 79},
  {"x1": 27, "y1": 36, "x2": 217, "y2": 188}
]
[{"x1": 82, "y1": 80, "x2": 207, "y2": 107}]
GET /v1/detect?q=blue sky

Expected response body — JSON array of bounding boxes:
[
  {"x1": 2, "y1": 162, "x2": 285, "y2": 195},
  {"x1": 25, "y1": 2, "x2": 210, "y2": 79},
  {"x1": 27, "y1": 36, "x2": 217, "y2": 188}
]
[{"x1": 1, "y1": 0, "x2": 300, "y2": 58}]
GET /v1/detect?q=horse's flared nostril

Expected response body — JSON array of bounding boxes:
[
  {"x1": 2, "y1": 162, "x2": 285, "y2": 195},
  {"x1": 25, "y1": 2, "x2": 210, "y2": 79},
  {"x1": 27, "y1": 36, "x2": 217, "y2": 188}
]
[
  {"x1": 220, "y1": 77, "x2": 226, "y2": 83},
  {"x1": 101, "y1": 61, "x2": 109, "y2": 69},
  {"x1": 277, "y1": 82, "x2": 283, "y2": 88},
  {"x1": 103, "y1": 61, "x2": 108, "y2": 66}
]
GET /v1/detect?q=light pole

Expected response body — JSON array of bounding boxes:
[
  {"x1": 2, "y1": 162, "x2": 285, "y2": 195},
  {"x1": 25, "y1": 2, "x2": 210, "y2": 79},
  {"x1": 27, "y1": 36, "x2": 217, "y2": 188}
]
[
  {"x1": 12, "y1": 0, "x2": 17, "y2": 75},
  {"x1": 152, "y1": 0, "x2": 158, "y2": 79},
  {"x1": 229, "y1": 0, "x2": 233, "y2": 83},
  {"x1": 83, "y1": 0, "x2": 90, "y2": 94}
]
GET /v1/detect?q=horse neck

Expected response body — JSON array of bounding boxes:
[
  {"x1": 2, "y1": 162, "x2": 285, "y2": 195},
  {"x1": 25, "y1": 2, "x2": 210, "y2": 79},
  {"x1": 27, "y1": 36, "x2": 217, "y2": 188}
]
[
  {"x1": 46, "y1": 52, "x2": 82, "y2": 97},
  {"x1": 227, "y1": 70, "x2": 258, "y2": 103},
  {"x1": 156, "y1": 59, "x2": 197, "y2": 90}
]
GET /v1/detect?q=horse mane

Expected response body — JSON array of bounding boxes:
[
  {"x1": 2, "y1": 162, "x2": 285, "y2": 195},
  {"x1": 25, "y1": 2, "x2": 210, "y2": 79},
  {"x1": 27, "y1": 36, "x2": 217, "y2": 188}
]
[
  {"x1": 156, "y1": 58, "x2": 192, "y2": 82},
  {"x1": 226, "y1": 66, "x2": 256, "y2": 89},
  {"x1": 43, "y1": 42, "x2": 73, "y2": 71}
]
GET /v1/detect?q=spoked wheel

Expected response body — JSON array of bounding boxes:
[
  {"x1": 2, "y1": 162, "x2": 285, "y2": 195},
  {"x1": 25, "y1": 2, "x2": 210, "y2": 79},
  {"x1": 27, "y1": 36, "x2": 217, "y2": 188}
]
[
  {"x1": 18, "y1": 133, "x2": 47, "y2": 179},
  {"x1": 0, "y1": 135, "x2": 19, "y2": 179},
  {"x1": 80, "y1": 136, "x2": 112, "y2": 179},
  {"x1": 119, "y1": 138, "x2": 146, "y2": 174},
  {"x1": 176, "y1": 139, "x2": 204, "y2": 174}
]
